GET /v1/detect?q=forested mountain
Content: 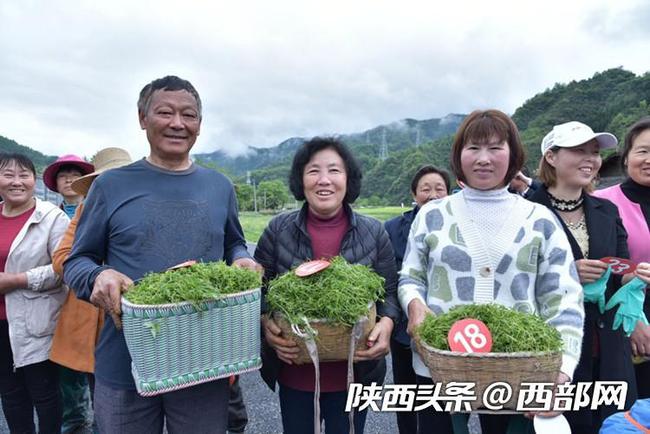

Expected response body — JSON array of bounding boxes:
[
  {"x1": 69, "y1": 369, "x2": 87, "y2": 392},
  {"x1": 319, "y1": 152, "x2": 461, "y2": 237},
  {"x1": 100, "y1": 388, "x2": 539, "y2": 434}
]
[
  {"x1": 513, "y1": 68, "x2": 650, "y2": 167},
  {"x1": 3, "y1": 68, "x2": 650, "y2": 207},
  {"x1": 0, "y1": 135, "x2": 55, "y2": 172},
  {"x1": 206, "y1": 68, "x2": 650, "y2": 206},
  {"x1": 194, "y1": 114, "x2": 465, "y2": 176}
]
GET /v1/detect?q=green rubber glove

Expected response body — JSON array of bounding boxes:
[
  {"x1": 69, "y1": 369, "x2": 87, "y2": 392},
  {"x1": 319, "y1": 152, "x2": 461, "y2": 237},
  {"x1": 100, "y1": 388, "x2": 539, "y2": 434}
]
[
  {"x1": 605, "y1": 277, "x2": 649, "y2": 336},
  {"x1": 583, "y1": 267, "x2": 611, "y2": 314}
]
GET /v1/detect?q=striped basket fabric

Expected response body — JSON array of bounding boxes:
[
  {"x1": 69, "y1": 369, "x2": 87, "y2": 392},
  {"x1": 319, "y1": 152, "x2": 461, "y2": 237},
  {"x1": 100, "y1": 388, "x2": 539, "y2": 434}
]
[{"x1": 121, "y1": 287, "x2": 262, "y2": 396}]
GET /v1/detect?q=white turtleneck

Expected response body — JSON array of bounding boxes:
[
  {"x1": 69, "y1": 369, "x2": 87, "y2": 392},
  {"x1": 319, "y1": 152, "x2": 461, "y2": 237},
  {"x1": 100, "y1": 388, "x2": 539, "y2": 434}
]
[{"x1": 461, "y1": 186, "x2": 517, "y2": 249}]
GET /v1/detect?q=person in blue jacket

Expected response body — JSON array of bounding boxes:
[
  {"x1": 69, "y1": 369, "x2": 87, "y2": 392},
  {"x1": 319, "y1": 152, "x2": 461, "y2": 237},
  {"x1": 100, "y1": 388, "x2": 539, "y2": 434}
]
[
  {"x1": 600, "y1": 399, "x2": 650, "y2": 433},
  {"x1": 383, "y1": 165, "x2": 451, "y2": 434}
]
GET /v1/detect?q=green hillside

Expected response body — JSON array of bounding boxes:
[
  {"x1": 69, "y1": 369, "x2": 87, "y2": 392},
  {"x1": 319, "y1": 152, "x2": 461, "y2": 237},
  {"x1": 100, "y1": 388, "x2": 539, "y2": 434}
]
[
  {"x1": 242, "y1": 68, "x2": 650, "y2": 206},
  {"x1": 3, "y1": 67, "x2": 650, "y2": 206},
  {"x1": 0, "y1": 136, "x2": 55, "y2": 172},
  {"x1": 514, "y1": 68, "x2": 650, "y2": 167}
]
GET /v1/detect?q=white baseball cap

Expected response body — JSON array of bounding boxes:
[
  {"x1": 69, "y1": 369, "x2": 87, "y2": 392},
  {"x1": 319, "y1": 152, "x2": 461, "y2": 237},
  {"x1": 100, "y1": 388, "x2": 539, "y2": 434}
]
[{"x1": 540, "y1": 121, "x2": 618, "y2": 154}]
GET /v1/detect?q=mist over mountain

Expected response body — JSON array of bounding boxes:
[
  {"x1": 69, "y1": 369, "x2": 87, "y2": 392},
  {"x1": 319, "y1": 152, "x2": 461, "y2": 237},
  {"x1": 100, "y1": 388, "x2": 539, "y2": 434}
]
[
  {"x1": 193, "y1": 114, "x2": 466, "y2": 176},
  {"x1": 3, "y1": 68, "x2": 650, "y2": 206}
]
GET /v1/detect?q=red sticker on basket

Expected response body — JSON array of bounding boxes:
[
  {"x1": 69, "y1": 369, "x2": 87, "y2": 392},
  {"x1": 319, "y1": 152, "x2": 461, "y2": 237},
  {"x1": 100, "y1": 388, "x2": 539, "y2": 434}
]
[
  {"x1": 601, "y1": 257, "x2": 637, "y2": 275},
  {"x1": 295, "y1": 260, "x2": 330, "y2": 277},
  {"x1": 167, "y1": 260, "x2": 197, "y2": 271},
  {"x1": 448, "y1": 318, "x2": 493, "y2": 353}
]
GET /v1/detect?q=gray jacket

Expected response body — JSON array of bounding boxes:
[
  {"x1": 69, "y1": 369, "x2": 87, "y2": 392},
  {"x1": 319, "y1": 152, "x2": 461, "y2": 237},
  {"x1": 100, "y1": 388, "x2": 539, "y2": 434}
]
[{"x1": 4, "y1": 198, "x2": 69, "y2": 368}]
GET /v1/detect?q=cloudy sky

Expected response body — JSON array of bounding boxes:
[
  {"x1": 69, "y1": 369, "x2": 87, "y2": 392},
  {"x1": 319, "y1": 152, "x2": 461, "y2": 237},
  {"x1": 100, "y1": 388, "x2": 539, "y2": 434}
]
[{"x1": 1, "y1": 0, "x2": 649, "y2": 160}]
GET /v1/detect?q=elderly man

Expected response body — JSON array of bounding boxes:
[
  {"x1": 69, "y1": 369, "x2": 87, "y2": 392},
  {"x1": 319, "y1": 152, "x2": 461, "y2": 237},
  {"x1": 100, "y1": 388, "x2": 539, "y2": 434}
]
[{"x1": 64, "y1": 75, "x2": 259, "y2": 433}]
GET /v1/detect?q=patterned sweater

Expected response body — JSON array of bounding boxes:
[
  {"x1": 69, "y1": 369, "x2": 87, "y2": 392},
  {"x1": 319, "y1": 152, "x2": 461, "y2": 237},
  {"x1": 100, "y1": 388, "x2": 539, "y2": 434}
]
[{"x1": 398, "y1": 187, "x2": 584, "y2": 378}]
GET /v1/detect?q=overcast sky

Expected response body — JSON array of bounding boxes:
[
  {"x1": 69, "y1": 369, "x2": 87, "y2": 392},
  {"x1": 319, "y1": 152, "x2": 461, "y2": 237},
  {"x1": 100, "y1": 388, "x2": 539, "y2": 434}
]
[{"x1": 1, "y1": 0, "x2": 649, "y2": 160}]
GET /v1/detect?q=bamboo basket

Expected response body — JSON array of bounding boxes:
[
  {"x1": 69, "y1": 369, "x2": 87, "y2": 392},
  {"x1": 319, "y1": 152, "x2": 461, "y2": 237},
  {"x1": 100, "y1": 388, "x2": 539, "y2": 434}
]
[
  {"x1": 273, "y1": 304, "x2": 376, "y2": 364},
  {"x1": 122, "y1": 287, "x2": 262, "y2": 396},
  {"x1": 415, "y1": 338, "x2": 561, "y2": 411}
]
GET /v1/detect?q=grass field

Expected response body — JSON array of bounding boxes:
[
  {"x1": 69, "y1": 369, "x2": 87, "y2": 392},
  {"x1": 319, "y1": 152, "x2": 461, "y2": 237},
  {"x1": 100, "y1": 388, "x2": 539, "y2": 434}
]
[{"x1": 239, "y1": 206, "x2": 405, "y2": 243}]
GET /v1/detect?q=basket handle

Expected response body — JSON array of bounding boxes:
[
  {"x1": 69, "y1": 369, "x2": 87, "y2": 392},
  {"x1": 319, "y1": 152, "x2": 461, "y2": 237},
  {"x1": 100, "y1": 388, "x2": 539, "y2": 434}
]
[
  {"x1": 347, "y1": 317, "x2": 367, "y2": 434},
  {"x1": 292, "y1": 317, "x2": 321, "y2": 434}
]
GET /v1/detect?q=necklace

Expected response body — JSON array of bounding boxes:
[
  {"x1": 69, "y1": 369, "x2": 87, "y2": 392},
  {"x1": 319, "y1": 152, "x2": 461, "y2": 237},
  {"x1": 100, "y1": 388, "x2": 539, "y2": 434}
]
[
  {"x1": 548, "y1": 191, "x2": 584, "y2": 212},
  {"x1": 563, "y1": 214, "x2": 586, "y2": 230}
]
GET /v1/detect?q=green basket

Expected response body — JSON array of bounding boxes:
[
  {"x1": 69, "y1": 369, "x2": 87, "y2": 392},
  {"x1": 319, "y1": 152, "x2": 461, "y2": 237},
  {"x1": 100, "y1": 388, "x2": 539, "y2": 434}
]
[{"x1": 121, "y1": 287, "x2": 262, "y2": 396}]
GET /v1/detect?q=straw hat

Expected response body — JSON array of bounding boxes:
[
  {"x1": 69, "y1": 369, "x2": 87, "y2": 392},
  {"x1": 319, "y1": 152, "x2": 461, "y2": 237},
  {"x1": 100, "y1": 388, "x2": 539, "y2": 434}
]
[
  {"x1": 43, "y1": 154, "x2": 95, "y2": 192},
  {"x1": 71, "y1": 147, "x2": 132, "y2": 196}
]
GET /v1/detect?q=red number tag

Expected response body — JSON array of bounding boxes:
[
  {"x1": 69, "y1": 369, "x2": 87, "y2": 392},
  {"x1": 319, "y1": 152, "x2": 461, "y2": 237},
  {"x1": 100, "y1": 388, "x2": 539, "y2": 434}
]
[
  {"x1": 295, "y1": 260, "x2": 331, "y2": 277},
  {"x1": 448, "y1": 318, "x2": 493, "y2": 353},
  {"x1": 167, "y1": 260, "x2": 197, "y2": 271},
  {"x1": 601, "y1": 257, "x2": 637, "y2": 275}
]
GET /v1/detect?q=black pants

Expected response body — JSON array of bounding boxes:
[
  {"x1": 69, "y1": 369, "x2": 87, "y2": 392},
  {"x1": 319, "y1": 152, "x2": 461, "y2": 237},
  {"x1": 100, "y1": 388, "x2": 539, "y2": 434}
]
[
  {"x1": 636, "y1": 361, "x2": 650, "y2": 399},
  {"x1": 227, "y1": 375, "x2": 248, "y2": 433},
  {"x1": 0, "y1": 320, "x2": 62, "y2": 434},
  {"x1": 415, "y1": 375, "x2": 454, "y2": 434},
  {"x1": 391, "y1": 338, "x2": 417, "y2": 434},
  {"x1": 479, "y1": 414, "x2": 533, "y2": 434},
  {"x1": 415, "y1": 375, "x2": 533, "y2": 434}
]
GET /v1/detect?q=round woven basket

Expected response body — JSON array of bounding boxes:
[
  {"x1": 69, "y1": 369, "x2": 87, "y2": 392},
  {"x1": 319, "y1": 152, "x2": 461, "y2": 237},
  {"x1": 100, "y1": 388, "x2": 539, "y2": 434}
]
[
  {"x1": 273, "y1": 304, "x2": 377, "y2": 365},
  {"x1": 415, "y1": 338, "x2": 561, "y2": 411}
]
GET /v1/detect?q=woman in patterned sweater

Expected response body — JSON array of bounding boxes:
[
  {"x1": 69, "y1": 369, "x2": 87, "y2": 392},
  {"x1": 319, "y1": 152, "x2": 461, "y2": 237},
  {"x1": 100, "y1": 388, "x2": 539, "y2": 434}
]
[{"x1": 398, "y1": 110, "x2": 585, "y2": 434}]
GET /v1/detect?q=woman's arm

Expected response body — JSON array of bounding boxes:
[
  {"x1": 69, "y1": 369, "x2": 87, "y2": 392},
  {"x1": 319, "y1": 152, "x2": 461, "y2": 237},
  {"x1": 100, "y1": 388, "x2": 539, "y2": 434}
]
[
  {"x1": 52, "y1": 202, "x2": 83, "y2": 276},
  {"x1": 373, "y1": 225, "x2": 399, "y2": 324},
  {"x1": 354, "y1": 225, "x2": 397, "y2": 361},
  {"x1": 2, "y1": 209, "x2": 69, "y2": 294},
  {"x1": 253, "y1": 220, "x2": 300, "y2": 363},
  {"x1": 0, "y1": 273, "x2": 27, "y2": 294},
  {"x1": 253, "y1": 223, "x2": 280, "y2": 301},
  {"x1": 398, "y1": 208, "x2": 432, "y2": 335},
  {"x1": 536, "y1": 215, "x2": 585, "y2": 380}
]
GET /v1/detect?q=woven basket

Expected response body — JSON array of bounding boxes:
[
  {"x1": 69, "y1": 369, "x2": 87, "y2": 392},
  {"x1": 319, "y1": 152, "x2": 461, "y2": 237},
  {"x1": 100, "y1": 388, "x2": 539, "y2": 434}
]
[
  {"x1": 415, "y1": 338, "x2": 561, "y2": 411},
  {"x1": 273, "y1": 304, "x2": 377, "y2": 365},
  {"x1": 122, "y1": 287, "x2": 262, "y2": 396}
]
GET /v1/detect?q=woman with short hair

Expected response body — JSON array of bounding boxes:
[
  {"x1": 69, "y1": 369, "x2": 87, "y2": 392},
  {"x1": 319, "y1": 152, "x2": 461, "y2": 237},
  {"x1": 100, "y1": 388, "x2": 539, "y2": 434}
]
[
  {"x1": 592, "y1": 117, "x2": 650, "y2": 399},
  {"x1": 255, "y1": 137, "x2": 400, "y2": 434},
  {"x1": 43, "y1": 154, "x2": 94, "y2": 219},
  {"x1": 384, "y1": 164, "x2": 450, "y2": 434},
  {"x1": 399, "y1": 110, "x2": 585, "y2": 434},
  {"x1": 0, "y1": 153, "x2": 69, "y2": 433},
  {"x1": 43, "y1": 153, "x2": 95, "y2": 433}
]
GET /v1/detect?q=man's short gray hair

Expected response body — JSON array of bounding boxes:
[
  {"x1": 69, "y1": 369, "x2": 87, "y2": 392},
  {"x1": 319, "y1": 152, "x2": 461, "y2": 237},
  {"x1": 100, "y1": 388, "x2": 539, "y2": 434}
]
[{"x1": 137, "y1": 75, "x2": 202, "y2": 118}]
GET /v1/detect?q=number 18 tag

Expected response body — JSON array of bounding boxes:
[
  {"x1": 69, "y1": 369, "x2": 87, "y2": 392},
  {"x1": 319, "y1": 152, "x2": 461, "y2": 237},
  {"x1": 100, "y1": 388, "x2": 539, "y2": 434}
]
[{"x1": 448, "y1": 318, "x2": 493, "y2": 353}]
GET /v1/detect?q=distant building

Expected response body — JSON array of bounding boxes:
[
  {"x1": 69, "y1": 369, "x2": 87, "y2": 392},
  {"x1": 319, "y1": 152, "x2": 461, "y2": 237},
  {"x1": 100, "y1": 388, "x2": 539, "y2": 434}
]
[
  {"x1": 597, "y1": 154, "x2": 625, "y2": 188},
  {"x1": 34, "y1": 176, "x2": 61, "y2": 205}
]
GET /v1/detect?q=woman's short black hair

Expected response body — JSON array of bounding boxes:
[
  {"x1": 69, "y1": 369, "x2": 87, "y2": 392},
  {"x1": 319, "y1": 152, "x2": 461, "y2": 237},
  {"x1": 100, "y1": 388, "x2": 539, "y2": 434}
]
[
  {"x1": 410, "y1": 165, "x2": 451, "y2": 195},
  {"x1": 288, "y1": 137, "x2": 362, "y2": 203},
  {"x1": 621, "y1": 116, "x2": 650, "y2": 172},
  {"x1": 0, "y1": 153, "x2": 36, "y2": 177},
  {"x1": 56, "y1": 164, "x2": 85, "y2": 177}
]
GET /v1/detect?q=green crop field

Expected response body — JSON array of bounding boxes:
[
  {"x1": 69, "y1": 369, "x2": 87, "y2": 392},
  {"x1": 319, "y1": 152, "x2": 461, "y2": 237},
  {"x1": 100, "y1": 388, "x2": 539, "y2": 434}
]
[{"x1": 239, "y1": 206, "x2": 406, "y2": 243}]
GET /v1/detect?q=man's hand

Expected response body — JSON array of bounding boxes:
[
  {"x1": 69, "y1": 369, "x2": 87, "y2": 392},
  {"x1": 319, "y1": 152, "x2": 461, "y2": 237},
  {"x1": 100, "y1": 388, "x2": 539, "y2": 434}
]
[
  {"x1": 354, "y1": 317, "x2": 393, "y2": 361},
  {"x1": 90, "y1": 269, "x2": 133, "y2": 329},
  {"x1": 575, "y1": 259, "x2": 609, "y2": 283},
  {"x1": 262, "y1": 315, "x2": 300, "y2": 364},
  {"x1": 407, "y1": 299, "x2": 432, "y2": 338},
  {"x1": 233, "y1": 257, "x2": 263, "y2": 274}
]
